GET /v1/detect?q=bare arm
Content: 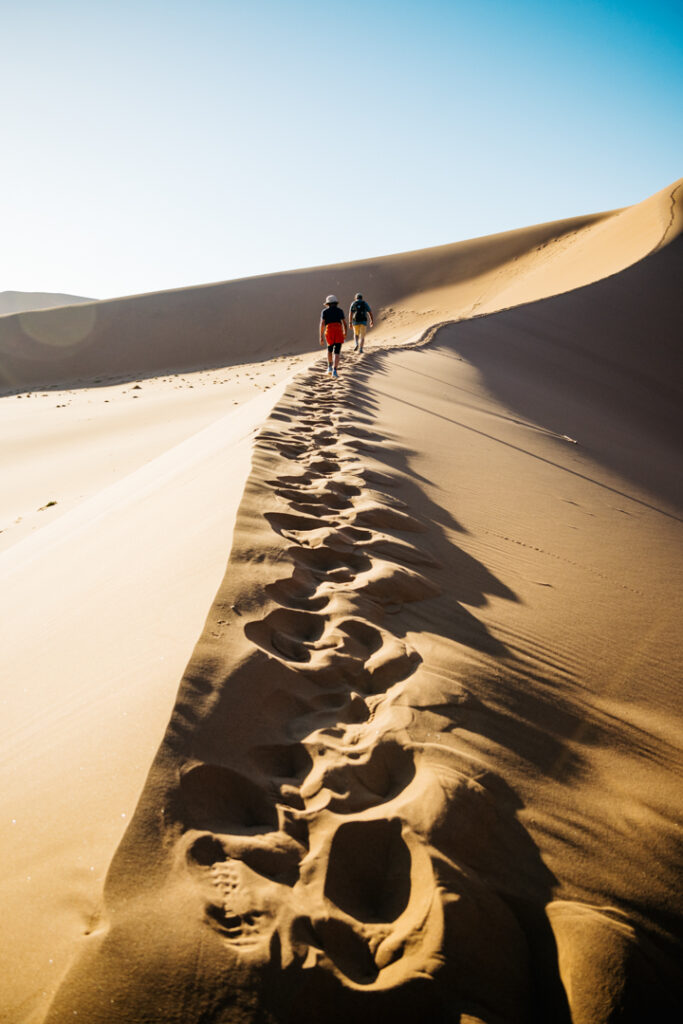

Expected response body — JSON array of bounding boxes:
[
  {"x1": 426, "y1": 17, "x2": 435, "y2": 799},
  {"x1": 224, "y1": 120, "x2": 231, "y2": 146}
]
[{"x1": 319, "y1": 317, "x2": 325, "y2": 345}]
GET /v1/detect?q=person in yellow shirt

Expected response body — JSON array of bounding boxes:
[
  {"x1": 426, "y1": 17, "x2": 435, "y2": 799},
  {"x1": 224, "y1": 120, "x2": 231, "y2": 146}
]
[{"x1": 348, "y1": 292, "x2": 374, "y2": 353}]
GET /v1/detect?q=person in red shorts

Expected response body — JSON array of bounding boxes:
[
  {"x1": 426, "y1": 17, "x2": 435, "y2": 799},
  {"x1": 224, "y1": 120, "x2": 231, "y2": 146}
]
[{"x1": 319, "y1": 294, "x2": 347, "y2": 378}]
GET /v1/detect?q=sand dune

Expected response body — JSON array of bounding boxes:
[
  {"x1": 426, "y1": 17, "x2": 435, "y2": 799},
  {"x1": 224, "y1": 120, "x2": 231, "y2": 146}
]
[
  {"x1": 2, "y1": 179, "x2": 682, "y2": 1023},
  {"x1": 0, "y1": 180, "x2": 679, "y2": 392},
  {"x1": 0, "y1": 292, "x2": 93, "y2": 316}
]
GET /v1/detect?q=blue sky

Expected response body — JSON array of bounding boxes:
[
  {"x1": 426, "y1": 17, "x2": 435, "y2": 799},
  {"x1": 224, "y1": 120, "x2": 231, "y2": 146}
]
[{"x1": 2, "y1": 0, "x2": 681, "y2": 299}]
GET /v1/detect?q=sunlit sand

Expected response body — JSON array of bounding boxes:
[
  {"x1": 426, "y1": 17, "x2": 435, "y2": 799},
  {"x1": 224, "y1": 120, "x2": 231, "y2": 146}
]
[{"x1": 1, "y1": 179, "x2": 681, "y2": 1023}]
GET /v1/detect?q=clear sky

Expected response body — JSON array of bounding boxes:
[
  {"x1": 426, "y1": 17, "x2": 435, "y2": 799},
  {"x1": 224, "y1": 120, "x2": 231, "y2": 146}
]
[{"x1": 2, "y1": 0, "x2": 681, "y2": 299}]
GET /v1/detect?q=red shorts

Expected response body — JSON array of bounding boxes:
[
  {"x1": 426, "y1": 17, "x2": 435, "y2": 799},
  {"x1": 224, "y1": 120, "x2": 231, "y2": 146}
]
[{"x1": 325, "y1": 322, "x2": 345, "y2": 346}]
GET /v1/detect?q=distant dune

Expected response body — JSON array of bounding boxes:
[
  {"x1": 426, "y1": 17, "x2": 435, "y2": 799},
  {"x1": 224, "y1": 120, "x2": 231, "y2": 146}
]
[
  {"x1": 1, "y1": 179, "x2": 681, "y2": 1024},
  {"x1": 0, "y1": 290, "x2": 94, "y2": 317}
]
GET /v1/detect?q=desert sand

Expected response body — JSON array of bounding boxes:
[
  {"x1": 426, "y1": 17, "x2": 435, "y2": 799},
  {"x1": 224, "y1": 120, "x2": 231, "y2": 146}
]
[{"x1": 1, "y1": 178, "x2": 681, "y2": 1023}]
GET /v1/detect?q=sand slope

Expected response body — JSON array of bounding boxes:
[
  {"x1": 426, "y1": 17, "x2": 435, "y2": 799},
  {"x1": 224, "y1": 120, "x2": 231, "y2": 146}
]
[
  {"x1": 0, "y1": 180, "x2": 679, "y2": 392},
  {"x1": 0, "y1": 362, "x2": 312, "y2": 1023},
  {"x1": 39, "y1": 185, "x2": 683, "y2": 1022},
  {"x1": 0, "y1": 355, "x2": 308, "y2": 554}
]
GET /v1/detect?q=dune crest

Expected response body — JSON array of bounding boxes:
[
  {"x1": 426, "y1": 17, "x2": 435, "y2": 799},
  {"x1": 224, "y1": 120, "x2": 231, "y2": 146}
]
[
  {"x1": 1, "y1": 180, "x2": 679, "y2": 391},
  {"x1": 44, "y1": 366, "x2": 533, "y2": 1023}
]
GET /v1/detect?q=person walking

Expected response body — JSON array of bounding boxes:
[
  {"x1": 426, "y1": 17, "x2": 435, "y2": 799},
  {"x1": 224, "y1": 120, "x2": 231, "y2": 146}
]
[
  {"x1": 319, "y1": 295, "x2": 347, "y2": 378},
  {"x1": 349, "y1": 292, "x2": 374, "y2": 353}
]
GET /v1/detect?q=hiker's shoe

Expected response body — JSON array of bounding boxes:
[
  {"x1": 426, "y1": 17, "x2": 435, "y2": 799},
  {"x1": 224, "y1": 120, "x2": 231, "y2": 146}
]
[
  {"x1": 353, "y1": 342, "x2": 359, "y2": 352},
  {"x1": 332, "y1": 369, "x2": 338, "y2": 379},
  {"x1": 326, "y1": 364, "x2": 333, "y2": 374}
]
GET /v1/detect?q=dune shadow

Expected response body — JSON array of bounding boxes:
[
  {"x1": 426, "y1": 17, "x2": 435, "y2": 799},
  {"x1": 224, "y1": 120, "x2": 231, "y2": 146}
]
[
  {"x1": 441, "y1": 238, "x2": 683, "y2": 516},
  {"x1": 348, "y1": 349, "x2": 683, "y2": 787}
]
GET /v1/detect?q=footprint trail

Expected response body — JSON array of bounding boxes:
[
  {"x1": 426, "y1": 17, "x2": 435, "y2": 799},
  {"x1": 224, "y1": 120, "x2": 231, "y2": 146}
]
[{"x1": 44, "y1": 355, "x2": 645, "y2": 1024}]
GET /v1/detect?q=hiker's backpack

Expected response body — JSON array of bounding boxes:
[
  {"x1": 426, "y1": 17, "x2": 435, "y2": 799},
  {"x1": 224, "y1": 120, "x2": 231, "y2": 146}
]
[{"x1": 352, "y1": 299, "x2": 367, "y2": 323}]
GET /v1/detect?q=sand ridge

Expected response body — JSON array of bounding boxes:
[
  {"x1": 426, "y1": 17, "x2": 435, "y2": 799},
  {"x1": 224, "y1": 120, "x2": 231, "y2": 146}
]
[
  {"x1": 1, "y1": 179, "x2": 679, "y2": 393},
  {"x1": 2, "y1": 178, "x2": 682, "y2": 1022},
  {"x1": 43, "y1": 360, "x2": 534, "y2": 1023},
  {"x1": 44, "y1": 324, "x2": 682, "y2": 1020}
]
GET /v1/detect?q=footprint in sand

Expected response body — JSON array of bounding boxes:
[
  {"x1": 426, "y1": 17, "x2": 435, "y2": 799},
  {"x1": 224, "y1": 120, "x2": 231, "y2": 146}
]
[{"x1": 245, "y1": 608, "x2": 421, "y2": 694}]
